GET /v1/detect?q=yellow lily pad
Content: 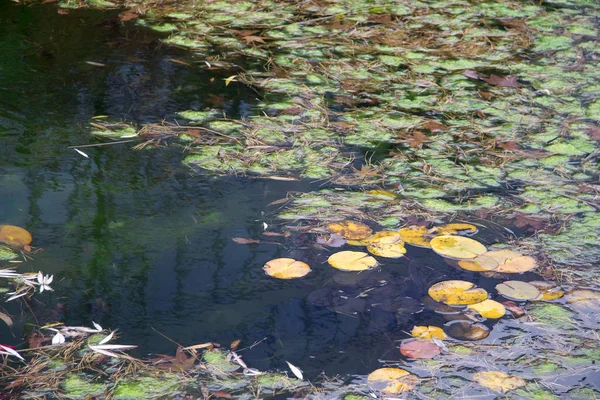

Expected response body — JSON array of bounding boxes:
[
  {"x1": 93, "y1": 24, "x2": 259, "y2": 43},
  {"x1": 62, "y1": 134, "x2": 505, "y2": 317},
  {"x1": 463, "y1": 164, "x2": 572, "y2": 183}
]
[
  {"x1": 428, "y1": 280, "x2": 488, "y2": 306},
  {"x1": 473, "y1": 371, "x2": 526, "y2": 393},
  {"x1": 468, "y1": 299, "x2": 506, "y2": 319},
  {"x1": 529, "y1": 281, "x2": 564, "y2": 301},
  {"x1": 398, "y1": 226, "x2": 432, "y2": 248},
  {"x1": 328, "y1": 251, "x2": 378, "y2": 272},
  {"x1": 430, "y1": 236, "x2": 487, "y2": 260},
  {"x1": 367, "y1": 367, "x2": 418, "y2": 394},
  {"x1": 327, "y1": 220, "x2": 372, "y2": 240},
  {"x1": 263, "y1": 258, "x2": 311, "y2": 279},
  {"x1": 484, "y1": 250, "x2": 537, "y2": 273},
  {"x1": 0, "y1": 225, "x2": 32, "y2": 248},
  {"x1": 411, "y1": 325, "x2": 447, "y2": 340},
  {"x1": 366, "y1": 233, "x2": 406, "y2": 258},
  {"x1": 458, "y1": 255, "x2": 499, "y2": 272},
  {"x1": 434, "y1": 223, "x2": 479, "y2": 235},
  {"x1": 496, "y1": 281, "x2": 541, "y2": 301}
]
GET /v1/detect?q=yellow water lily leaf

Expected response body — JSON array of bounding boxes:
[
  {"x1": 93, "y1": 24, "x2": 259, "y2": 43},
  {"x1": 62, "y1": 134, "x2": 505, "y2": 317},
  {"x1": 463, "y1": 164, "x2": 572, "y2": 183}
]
[
  {"x1": 496, "y1": 281, "x2": 541, "y2": 301},
  {"x1": 468, "y1": 299, "x2": 506, "y2": 319},
  {"x1": 328, "y1": 251, "x2": 378, "y2": 271},
  {"x1": 458, "y1": 255, "x2": 499, "y2": 272},
  {"x1": 428, "y1": 280, "x2": 488, "y2": 305},
  {"x1": 263, "y1": 258, "x2": 311, "y2": 279},
  {"x1": 366, "y1": 189, "x2": 398, "y2": 199},
  {"x1": 0, "y1": 225, "x2": 32, "y2": 248},
  {"x1": 434, "y1": 223, "x2": 479, "y2": 235},
  {"x1": 473, "y1": 371, "x2": 526, "y2": 393},
  {"x1": 398, "y1": 226, "x2": 432, "y2": 248},
  {"x1": 411, "y1": 325, "x2": 447, "y2": 340},
  {"x1": 484, "y1": 250, "x2": 537, "y2": 273},
  {"x1": 430, "y1": 236, "x2": 487, "y2": 260},
  {"x1": 327, "y1": 220, "x2": 372, "y2": 240},
  {"x1": 367, "y1": 367, "x2": 418, "y2": 394},
  {"x1": 529, "y1": 281, "x2": 564, "y2": 301},
  {"x1": 366, "y1": 233, "x2": 406, "y2": 258}
]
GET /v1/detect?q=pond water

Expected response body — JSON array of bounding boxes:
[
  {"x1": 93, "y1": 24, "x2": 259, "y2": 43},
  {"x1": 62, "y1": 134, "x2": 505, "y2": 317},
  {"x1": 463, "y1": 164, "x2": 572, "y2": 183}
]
[{"x1": 0, "y1": 1, "x2": 593, "y2": 387}]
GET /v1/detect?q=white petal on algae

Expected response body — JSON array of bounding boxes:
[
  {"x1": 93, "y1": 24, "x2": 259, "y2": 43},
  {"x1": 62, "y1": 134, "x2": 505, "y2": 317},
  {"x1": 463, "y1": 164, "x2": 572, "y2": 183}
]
[
  {"x1": 328, "y1": 251, "x2": 378, "y2": 271},
  {"x1": 263, "y1": 258, "x2": 311, "y2": 279}
]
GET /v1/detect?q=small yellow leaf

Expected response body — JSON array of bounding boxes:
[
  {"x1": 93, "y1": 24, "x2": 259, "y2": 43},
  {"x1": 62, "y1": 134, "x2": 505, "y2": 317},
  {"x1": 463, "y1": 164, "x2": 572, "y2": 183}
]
[
  {"x1": 434, "y1": 223, "x2": 478, "y2": 235},
  {"x1": 529, "y1": 281, "x2": 564, "y2": 301},
  {"x1": 496, "y1": 281, "x2": 541, "y2": 301},
  {"x1": 0, "y1": 225, "x2": 32, "y2": 248},
  {"x1": 327, "y1": 220, "x2": 373, "y2": 240},
  {"x1": 468, "y1": 299, "x2": 506, "y2": 319},
  {"x1": 473, "y1": 371, "x2": 525, "y2": 393},
  {"x1": 430, "y1": 235, "x2": 487, "y2": 260},
  {"x1": 398, "y1": 226, "x2": 432, "y2": 248},
  {"x1": 263, "y1": 258, "x2": 311, "y2": 279},
  {"x1": 328, "y1": 251, "x2": 378, "y2": 272},
  {"x1": 366, "y1": 189, "x2": 398, "y2": 198},
  {"x1": 224, "y1": 75, "x2": 238, "y2": 86},
  {"x1": 366, "y1": 233, "x2": 406, "y2": 258},
  {"x1": 428, "y1": 280, "x2": 488, "y2": 306},
  {"x1": 367, "y1": 367, "x2": 418, "y2": 394},
  {"x1": 458, "y1": 255, "x2": 499, "y2": 272},
  {"x1": 411, "y1": 325, "x2": 447, "y2": 340}
]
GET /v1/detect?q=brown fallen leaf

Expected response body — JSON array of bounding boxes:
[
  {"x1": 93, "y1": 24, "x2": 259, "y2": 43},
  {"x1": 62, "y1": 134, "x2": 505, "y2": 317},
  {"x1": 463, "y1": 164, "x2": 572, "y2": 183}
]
[
  {"x1": 232, "y1": 238, "x2": 260, "y2": 244},
  {"x1": 118, "y1": 10, "x2": 139, "y2": 22},
  {"x1": 242, "y1": 35, "x2": 265, "y2": 44},
  {"x1": 213, "y1": 391, "x2": 232, "y2": 399},
  {"x1": 502, "y1": 301, "x2": 526, "y2": 318},
  {"x1": 421, "y1": 120, "x2": 448, "y2": 132},
  {"x1": 401, "y1": 130, "x2": 431, "y2": 148},
  {"x1": 481, "y1": 74, "x2": 521, "y2": 88},
  {"x1": 230, "y1": 339, "x2": 241, "y2": 350},
  {"x1": 168, "y1": 59, "x2": 192, "y2": 67},
  {"x1": 585, "y1": 124, "x2": 600, "y2": 141}
]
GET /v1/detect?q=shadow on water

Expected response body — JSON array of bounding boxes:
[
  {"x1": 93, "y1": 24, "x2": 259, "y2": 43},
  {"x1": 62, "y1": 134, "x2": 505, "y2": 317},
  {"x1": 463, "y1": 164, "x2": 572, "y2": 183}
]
[{"x1": 0, "y1": 1, "x2": 557, "y2": 380}]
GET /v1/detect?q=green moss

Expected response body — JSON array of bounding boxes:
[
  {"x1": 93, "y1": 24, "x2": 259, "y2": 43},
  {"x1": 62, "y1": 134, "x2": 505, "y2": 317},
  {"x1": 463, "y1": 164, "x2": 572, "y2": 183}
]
[
  {"x1": 203, "y1": 350, "x2": 240, "y2": 372},
  {"x1": 255, "y1": 373, "x2": 303, "y2": 390},
  {"x1": 513, "y1": 383, "x2": 560, "y2": 400},
  {"x1": 113, "y1": 375, "x2": 181, "y2": 399},
  {"x1": 0, "y1": 245, "x2": 19, "y2": 261},
  {"x1": 449, "y1": 344, "x2": 473, "y2": 355},
  {"x1": 534, "y1": 36, "x2": 572, "y2": 52},
  {"x1": 343, "y1": 394, "x2": 369, "y2": 400},
  {"x1": 91, "y1": 125, "x2": 137, "y2": 139},
  {"x1": 61, "y1": 375, "x2": 106, "y2": 398},
  {"x1": 150, "y1": 23, "x2": 179, "y2": 33},
  {"x1": 176, "y1": 110, "x2": 217, "y2": 122},
  {"x1": 527, "y1": 303, "x2": 575, "y2": 330}
]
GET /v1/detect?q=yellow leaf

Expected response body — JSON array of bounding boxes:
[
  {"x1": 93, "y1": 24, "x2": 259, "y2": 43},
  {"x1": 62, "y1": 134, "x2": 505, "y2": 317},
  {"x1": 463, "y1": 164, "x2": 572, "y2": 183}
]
[
  {"x1": 473, "y1": 371, "x2": 525, "y2": 393},
  {"x1": 398, "y1": 226, "x2": 432, "y2": 248},
  {"x1": 428, "y1": 280, "x2": 488, "y2": 306},
  {"x1": 328, "y1": 251, "x2": 378, "y2": 272},
  {"x1": 367, "y1": 367, "x2": 418, "y2": 394},
  {"x1": 224, "y1": 75, "x2": 238, "y2": 86},
  {"x1": 434, "y1": 223, "x2": 478, "y2": 235},
  {"x1": 366, "y1": 189, "x2": 398, "y2": 199},
  {"x1": 263, "y1": 258, "x2": 311, "y2": 279},
  {"x1": 468, "y1": 299, "x2": 506, "y2": 319},
  {"x1": 430, "y1": 235, "x2": 487, "y2": 260},
  {"x1": 411, "y1": 325, "x2": 447, "y2": 340},
  {"x1": 484, "y1": 250, "x2": 537, "y2": 273},
  {"x1": 458, "y1": 255, "x2": 499, "y2": 272},
  {"x1": 529, "y1": 281, "x2": 564, "y2": 301},
  {"x1": 366, "y1": 233, "x2": 406, "y2": 258},
  {"x1": 0, "y1": 225, "x2": 32, "y2": 248},
  {"x1": 496, "y1": 281, "x2": 541, "y2": 301},
  {"x1": 327, "y1": 220, "x2": 373, "y2": 240}
]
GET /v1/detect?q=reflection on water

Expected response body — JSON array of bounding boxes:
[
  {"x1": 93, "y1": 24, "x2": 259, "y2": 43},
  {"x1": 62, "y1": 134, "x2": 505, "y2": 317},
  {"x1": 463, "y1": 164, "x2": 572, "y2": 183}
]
[{"x1": 0, "y1": 1, "x2": 542, "y2": 378}]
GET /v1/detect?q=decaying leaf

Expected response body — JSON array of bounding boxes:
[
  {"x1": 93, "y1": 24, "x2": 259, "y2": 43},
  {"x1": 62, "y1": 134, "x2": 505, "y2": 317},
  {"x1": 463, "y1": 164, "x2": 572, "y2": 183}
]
[
  {"x1": 529, "y1": 281, "x2": 564, "y2": 301},
  {"x1": 458, "y1": 255, "x2": 499, "y2": 272},
  {"x1": 367, "y1": 367, "x2": 418, "y2": 394},
  {"x1": 473, "y1": 371, "x2": 526, "y2": 393},
  {"x1": 398, "y1": 226, "x2": 432, "y2": 248},
  {"x1": 263, "y1": 258, "x2": 311, "y2": 279},
  {"x1": 316, "y1": 233, "x2": 346, "y2": 247},
  {"x1": 232, "y1": 237, "x2": 260, "y2": 244},
  {"x1": 430, "y1": 236, "x2": 487, "y2": 260},
  {"x1": 327, "y1": 220, "x2": 373, "y2": 240},
  {"x1": 366, "y1": 233, "x2": 406, "y2": 258},
  {"x1": 468, "y1": 299, "x2": 506, "y2": 319},
  {"x1": 496, "y1": 281, "x2": 541, "y2": 301},
  {"x1": 400, "y1": 339, "x2": 442, "y2": 359},
  {"x1": 444, "y1": 320, "x2": 490, "y2": 341},
  {"x1": 484, "y1": 250, "x2": 537, "y2": 273},
  {"x1": 428, "y1": 280, "x2": 488, "y2": 306},
  {"x1": 328, "y1": 251, "x2": 378, "y2": 272}
]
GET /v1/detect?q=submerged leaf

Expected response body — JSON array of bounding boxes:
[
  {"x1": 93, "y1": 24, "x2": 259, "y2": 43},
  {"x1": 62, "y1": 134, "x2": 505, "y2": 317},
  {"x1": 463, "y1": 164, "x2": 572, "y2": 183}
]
[
  {"x1": 367, "y1": 367, "x2": 418, "y2": 394},
  {"x1": 428, "y1": 280, "x2": 488, "y2": 306},
  {"x1": 473, "y1": 371, "x2": 525, "y2": 393},
  {"x1": 444, "y1": 320, "x2": 490, "y2": 341},
  {"x1": 328, "y1": 251, "x2": 378, "y2": 272},
  {"x1": 400, "y1": 339, "x2": 442, "y2": 359},
  {"x1": 263, "y1": 258, "x2": 311, "y2": 279}
]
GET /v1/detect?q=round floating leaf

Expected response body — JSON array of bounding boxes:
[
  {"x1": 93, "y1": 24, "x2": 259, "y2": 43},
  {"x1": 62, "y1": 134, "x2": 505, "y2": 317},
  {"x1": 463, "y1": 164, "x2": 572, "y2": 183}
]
[
  {"x1": 496, "y1": 281, "x2": 541, "y2": 301},
  {"x1": 428, "y1": 280, "x2": 488, "y2": 306},
  {"x1": 564, "y1": 289, "x2": 600, "y2": 312},
  {"x1": 434, "y1": 223, "x2": 478, "y2": 235},
  {"x1": 327, "y1": 221, "x2": 372, "y2": 240},
  {"x1": 457, "y1": 255, "x2": 499, "y2": 272},
  {"x1": 444, "y1": 320, "x2": 490, "y2": 341},
  {"x1": 400, "y1": 339, "x2": 442, "y2": 359},
  {"x1": 263, "y1": 258, "x2": 311, "y2": 279},
  {"x1": 473, "y1": 371, "x2": 525, "y2": 393},
  {"x1": 430, "y1": 236, "x2": 487, "y2": 260},
  {"x1": 367, "y1": 368, "x2": 418, "y2": 394},
  {"x1": 529, "y1": 281, "x2": 564, "y2": 301},
  {"x1": 0, "y1": 225, "x2": 32, "y2": 248},
  {"x1": 485, "y1": 250, "x2": 537, "y2": 273},
  {"x1": 468, "y1": 299, "x2": 506, "y2": 319},
  {"x1": 398, "y1": 226, "x2": 431, "y2": 248},
  {"x1": 366, "y1": 233, "x2": 406, "y2": 258},
  {"x1": 0, "y1": 245, "x2": 19, "y2": 261},
  {"x1": 411, "y1": 325, "x2": 447, "y2": 340},
  {"x1": 328, "y1": 251, "x2": 378, "y2": 272}
]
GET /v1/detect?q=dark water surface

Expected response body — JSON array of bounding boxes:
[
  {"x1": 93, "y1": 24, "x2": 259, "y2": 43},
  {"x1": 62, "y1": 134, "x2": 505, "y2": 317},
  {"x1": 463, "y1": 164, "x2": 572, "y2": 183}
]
[{"x1": 0, "y1": 2, "x2": 537, "y2": 378}]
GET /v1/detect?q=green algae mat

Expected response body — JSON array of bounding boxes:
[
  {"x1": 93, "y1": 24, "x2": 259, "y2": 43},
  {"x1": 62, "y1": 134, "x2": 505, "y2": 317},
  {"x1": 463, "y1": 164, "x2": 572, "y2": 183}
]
[{"x1": 4, "y1": 0, "x2": 600, "y2": 398}]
